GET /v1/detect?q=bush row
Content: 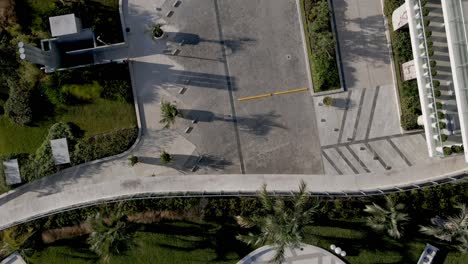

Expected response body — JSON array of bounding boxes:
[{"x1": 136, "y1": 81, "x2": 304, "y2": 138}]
[
  {"x1": 0, "y1": 123, "x2": 138, "y2": 184},
  {"x1": 303, "y1": 0, "x2": 340, "y2": 92},
  {"x1": 32, "y1": 180, "x2": 467, "y2": 231},
  {"x1": 385, "y1": 0, "x2": 422, "y2": 130}
]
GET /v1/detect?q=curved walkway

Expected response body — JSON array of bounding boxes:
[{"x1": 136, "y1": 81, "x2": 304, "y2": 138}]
[
  {"x1": 0, "y1": 0, "x2": 468, "y2": 231},
  {"x1": 237, "y1": 244, "x2": 346, "y2": 264},
  {"x1": 0, "y1": 155, "x2": 466, "y2": 231}
]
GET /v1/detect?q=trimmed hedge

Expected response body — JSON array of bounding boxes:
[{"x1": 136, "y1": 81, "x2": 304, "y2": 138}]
[
  {"x1": 73, "y1": 127, "x2": 138, "y2": 164},
  {"x1": 303, "y1": 0, "x2": 340, "y2": 92},
  {"x1": 443, "y1": 146, "x2": 452, "y2": 156},
  {"x1": 4, "y1": 80, "x2": 33, "y2": 126},
  {"x1": 385, "y1": 0, "x2": 422, "y2": 130},
  {"x1": 1, "y1": 124, "x2": 138, "y2": 185}
]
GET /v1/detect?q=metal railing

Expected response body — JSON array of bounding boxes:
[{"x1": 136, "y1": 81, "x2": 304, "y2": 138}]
[
  {"x1": 0, "y1": 172, "x2": 466, "y2": 231},
  {"x1": 413, "y1": 0, "x2": 444, "y2": 156}
]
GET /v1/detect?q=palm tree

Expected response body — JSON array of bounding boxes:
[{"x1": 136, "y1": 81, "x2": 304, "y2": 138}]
[
  {"x1": 87, "y1": 204, "x2": 134, "y2": 263},
  {"x1": 0, "y1": 226, "x2": 35, "y2": 257},
  {"x1": 364, "y1": 196, "x2": 409, "y2": 239},
  {"x1": 159, "y1": 100, "x2": 183, "y2": 128},
  {"x1": 419, "y1": 203, "x2": 468, "y2": 252},
  {"x1": 236, "y1": 181, "x2": 317, "y2": 264}
]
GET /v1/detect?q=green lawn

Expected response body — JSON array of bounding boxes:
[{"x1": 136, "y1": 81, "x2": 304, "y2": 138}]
[
  {"x1": 0, "y1": 99, "x2": 135, "y2": 156},
  {"x1": 26, "y1": 220, "x2": 465, "y2": 264},
  {"x1": 28, "y1": 222, "x2": 250, "y2": 264}
]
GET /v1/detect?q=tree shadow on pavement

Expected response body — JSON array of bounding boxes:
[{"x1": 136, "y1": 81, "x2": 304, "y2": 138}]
[{"x1": 180, "y1": 109, "x2": 286, "y2": 136}]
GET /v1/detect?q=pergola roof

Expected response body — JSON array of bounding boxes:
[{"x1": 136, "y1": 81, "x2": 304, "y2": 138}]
[
  {"x1": 3, "y1": 159, "x2": 21, "y2": 185},
  {"x1": 50, "y1": 138, "x2": 71, "y2": 165}
]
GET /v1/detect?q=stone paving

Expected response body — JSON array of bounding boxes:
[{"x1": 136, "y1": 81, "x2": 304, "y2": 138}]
[{"x1": 316, "y1": 0, "x2": 436, "y2": 175}]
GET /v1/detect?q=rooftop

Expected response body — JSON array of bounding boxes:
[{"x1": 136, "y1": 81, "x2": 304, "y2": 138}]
[{"x1": 49, "y1": 14, "x2": 81, "y2": 37}]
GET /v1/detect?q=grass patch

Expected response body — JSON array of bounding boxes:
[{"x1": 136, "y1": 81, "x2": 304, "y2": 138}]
[
  {"x1": 58, "y1": 99, "x2": 136, "y2": 137},
  {"x1": 26, "y1": 220, "x2": 466, "y2": 264},
  {"x1": 28, "y1": 222, "x2": 249, "y2": 264},
  {"x1": 0, "y1": 116, "x2": 48, "y2": 155},
  {"x1": 0, "y1": 98, "x2": 135, "y2": 156}
]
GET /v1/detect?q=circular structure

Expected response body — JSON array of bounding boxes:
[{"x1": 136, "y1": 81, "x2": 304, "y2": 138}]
[
  {"x1": 238, "y1": 244, "x2": 346, "y2": 264},
  {"x1": 330, "y1": 244, "x2": 336, "y2": 250}
]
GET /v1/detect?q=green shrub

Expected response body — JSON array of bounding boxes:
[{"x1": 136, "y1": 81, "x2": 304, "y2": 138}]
[
  {"x1": 305, "y1": 0, "x2": 340, "y2": 92},
  {"x1": 393, "y1": 31, "x2": 413, "y2": 63},
  {"x1": 451, "y1": 145, "x2": 463, "y2": 154},
  {"x1": 423, "y1": 7, "x2": 430, "y2": 16},
  {"x1": 323, "y1": 96, "x2": 334, "y2": 106},
  {"x1": 431, "y1": 68, "x2": 437, "y2": 76},
  {"x1": 430, "y1": 60, "x2": 436, "y2": 68},
  {"x1": 128, "y1": 155, "x2": 138, "y2": 166},
  {"x1": 152, "y1": 24, "x2": 164, "y2": 38},
  {"x1": 384, "y1": 0, "x2": 405, "y2": 17},
  {"x1": 424, "y1": 19, "x2": 430, "y2": 27},
  {"x1": 428, "y1": 48, "x2": 434, "y2": 57},
  {"x1": 421, "y1": 0, "x2": 428, "y2": 6},
  {"x1": 439, "y1": 121, "x2": 446, "y2": 129},
  {"x1": 61, "y1": 81, "x2": 103, "y2": 102},
  {"x1": 311, "y1": 52, "x2": 340, "y2": 91},
  {"x1": 308, "y1": 1, "x2": 330, "y2": 32},
  {"x1": 433, "y1": 80, "x2": 440, "y2": 87},
  {"x1": 443, "y1": 146, "x2": 452, "y2": 155},
  {"x1": 425, "y1": 30, "x2": 432, "y2": 38},
  {"x1": 441, "y1": 134, "x2": 448, "y2": 142},
  {"x1": 101, "y1": 80, "x2": 132, "y2": 103},
  {"x1": 73, "y1": 127, "x2": 138, "y2": 164},
  {"x1": 160, "y1": 151, "x2": 172, "y2": 164},
  {"x1": 434, "y1": 89, "x2": 441, "y2": 97},
  {"x1": 427, "y1": 40, "x2": 433, "y2": 49},
  {"x1": 437, "y1": 111, "x2": 445, "y2": 119},
  {"x1": 436, "y1": 102, "x2": 443, "y2": 109},
  {"x1": 4, "y1": 80, "x2": 33, "y2": 126},
  {"x1": 21, "y1": 122, "x2": 76, "y2": 182},
  {"x1": 401, "y1": 109, "x2": 419, "y2": 130}
]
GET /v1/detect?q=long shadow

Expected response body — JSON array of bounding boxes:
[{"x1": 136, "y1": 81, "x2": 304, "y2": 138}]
[
  {"x1": 179, "y1": 109, "x2": 286, "y2": 136},
  {"x1": 139, "y1": 153, "x2": 233, "y2": 172},
  {"x1": 167, "y1": 32, "x2": 255, "y2": 56}
]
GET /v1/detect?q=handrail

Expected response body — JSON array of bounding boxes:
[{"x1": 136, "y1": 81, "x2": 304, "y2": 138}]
[
  {"x1": 415, "y1": 0, "x2": 444, "y2": 155},
  {"x1": 0, "y1": 173, "x2": 466, "y2": 231}
]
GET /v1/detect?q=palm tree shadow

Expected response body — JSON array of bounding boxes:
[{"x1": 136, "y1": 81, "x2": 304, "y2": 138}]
[{"x1": 180, "y1": 109, "x2": 286, "y2": 136}]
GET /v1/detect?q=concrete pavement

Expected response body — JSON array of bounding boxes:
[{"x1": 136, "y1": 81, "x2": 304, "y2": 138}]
[{"x1": 0, "y1": 154, "x2": 466, "y2": 231}]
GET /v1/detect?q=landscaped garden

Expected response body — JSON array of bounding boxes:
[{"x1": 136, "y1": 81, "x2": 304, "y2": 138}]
[
  {"x1": 300, "y1": 0, "x2": 341, "y2": 93},
  {"x1": 0, "y1": 0, "x2": 136, "y2": 194},
  {"x1": 384, "y1": 0, "x2": 422, "y2": 130},
  {"x1": 1, "y1": 180, "x2": 466, "y2": 263}
]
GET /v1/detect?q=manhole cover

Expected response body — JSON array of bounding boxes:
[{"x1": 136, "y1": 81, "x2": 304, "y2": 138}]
[{"x1": 286, "y1": 54, "x2": 291, "y2": 60}]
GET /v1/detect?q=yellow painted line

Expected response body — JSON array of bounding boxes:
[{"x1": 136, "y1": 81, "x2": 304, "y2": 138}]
[
  {"x1": 238, "y1": 93, "x2": 273, "y2": 101},
  {"x1": 273, "y1": 87, "x2": 308, "y2": 96},
  {"x1": 238, "y1": 87, "x2": 308, "y2": 101}
]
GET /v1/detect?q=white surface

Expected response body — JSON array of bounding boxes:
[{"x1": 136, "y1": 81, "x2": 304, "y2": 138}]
[
  {"x1": 237, "y1": 245, "x2": 346, "y2": 264},
  {"x1": 49, "y1": 14, "x2": 80, "y2": 37},
  {"x1": 0, "y1": 252, "x2": 27, "y2": 264},
  {"x1": 392, "y1": 4, "x2": 408, "y2": 31},
  {"x1": 50, "y1": 138, "x2": 71, "y2": 165},
  {"x1": 402, "y1": 60, "x2": 417, "y2": 81},
  {"x1": 3, "y1": 159, "x2": 21, "y2": 185}
]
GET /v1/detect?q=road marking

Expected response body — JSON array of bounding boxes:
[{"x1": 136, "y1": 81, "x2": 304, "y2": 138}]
[{"x1": 238, "y1": 87, "x2": 308, "y2": 101}]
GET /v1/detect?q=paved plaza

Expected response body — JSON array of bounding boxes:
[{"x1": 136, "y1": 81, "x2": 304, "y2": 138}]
[
  {"x1": 139, "y1": 0, "x2": 324, "y2": 174},
  {"x1": 315, "y1": 0, "x2": 437, "y2": 175}
]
